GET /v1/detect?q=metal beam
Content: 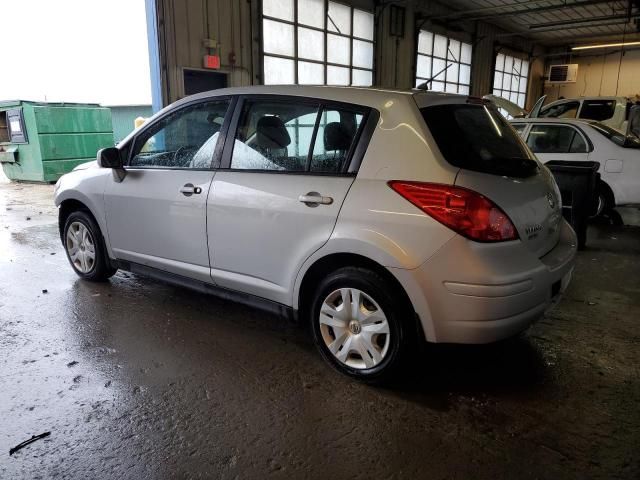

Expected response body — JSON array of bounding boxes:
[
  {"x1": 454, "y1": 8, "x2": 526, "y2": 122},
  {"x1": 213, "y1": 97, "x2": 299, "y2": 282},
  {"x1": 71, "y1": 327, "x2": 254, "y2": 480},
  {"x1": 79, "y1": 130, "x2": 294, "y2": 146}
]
[
  {"x1": 496, "y1": 18, "x2": 632, "y2": 37},
  {"x1": 453, "y1": 0, "x2": 622, "y2": 23},
  {"x1": 529, "y1": 12, "x2": 639, "y2": 28},
  {"x1": 432, "y1": 0, "x2": 562, "y2": 19}
]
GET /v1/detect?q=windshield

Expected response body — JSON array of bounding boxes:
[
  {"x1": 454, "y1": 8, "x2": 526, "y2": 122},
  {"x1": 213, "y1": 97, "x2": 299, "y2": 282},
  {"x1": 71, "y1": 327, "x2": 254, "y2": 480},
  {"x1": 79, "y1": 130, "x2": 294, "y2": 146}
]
[
  {"x1": 421, "y1": 103, "x2": 538, "y2": 178},
  {"x1": 588, "y1": 121, "x2": 640, "y2": 149}
]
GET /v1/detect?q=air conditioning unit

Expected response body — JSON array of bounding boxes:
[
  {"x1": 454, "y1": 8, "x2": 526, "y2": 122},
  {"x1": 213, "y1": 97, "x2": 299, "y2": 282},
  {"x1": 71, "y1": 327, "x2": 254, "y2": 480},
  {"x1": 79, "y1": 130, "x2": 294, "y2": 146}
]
[{"x1": 547, "y1": 64, "x2": 578, "y2": 84}]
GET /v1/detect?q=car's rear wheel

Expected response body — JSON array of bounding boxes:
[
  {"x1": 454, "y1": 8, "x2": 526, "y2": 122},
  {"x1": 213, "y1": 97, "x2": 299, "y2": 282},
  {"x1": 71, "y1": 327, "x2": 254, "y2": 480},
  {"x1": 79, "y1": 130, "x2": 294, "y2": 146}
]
[
  {"x1": 310, "y1": 267, "x2": 411, "y2": 384},
  {"x1": 63, "y1": 210, "x2": 117, "y2": 282}
]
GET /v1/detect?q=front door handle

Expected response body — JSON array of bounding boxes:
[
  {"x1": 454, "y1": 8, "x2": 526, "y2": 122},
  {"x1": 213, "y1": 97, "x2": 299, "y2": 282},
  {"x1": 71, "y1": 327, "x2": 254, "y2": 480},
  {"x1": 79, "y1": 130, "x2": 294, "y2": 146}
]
[
  {"x1": 180, "y1": 183, "x2": 202, "y2": 196},
  {"x1": 299, "y1": 192, "x2": 333, "y2": 207}
]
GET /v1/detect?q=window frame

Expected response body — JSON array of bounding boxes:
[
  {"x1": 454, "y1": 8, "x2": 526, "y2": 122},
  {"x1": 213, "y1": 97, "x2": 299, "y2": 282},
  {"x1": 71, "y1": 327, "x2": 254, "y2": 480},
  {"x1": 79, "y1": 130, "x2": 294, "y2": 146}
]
[
  {"x1": 260, "y1": 0, "x2": 375, "y2": 86},
  {"x1": 524, "y1": 123, "x2": 593, "y2": 154},
  {"x1": 492, "y1": 52, "x2": 530, "y2": 109},
  {"x1": 125, "y1": 96, "x2": 236, "y2": 171},
  {"x1": 219, "y1": 94, "x2": 378, "y2": 176},
  {"x1": 414, "y1": 29, "x2": 473, "y2": 94}
]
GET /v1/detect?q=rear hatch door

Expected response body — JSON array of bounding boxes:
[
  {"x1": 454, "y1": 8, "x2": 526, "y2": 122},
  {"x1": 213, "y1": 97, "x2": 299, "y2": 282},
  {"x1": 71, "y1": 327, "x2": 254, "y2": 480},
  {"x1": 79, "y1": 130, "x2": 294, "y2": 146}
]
[{"x1": 420, "y1": 100, "x2": 563, "y2": 258}]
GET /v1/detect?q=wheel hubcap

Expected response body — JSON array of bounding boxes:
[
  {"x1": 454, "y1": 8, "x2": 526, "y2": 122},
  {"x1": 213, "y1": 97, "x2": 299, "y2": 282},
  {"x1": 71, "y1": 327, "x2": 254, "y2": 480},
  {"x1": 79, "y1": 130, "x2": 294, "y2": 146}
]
[
  {"x1": 318, "y1": 288, "x2": 390, "y2": 370},
  {"x1": 66, "y1": 222, "x2": 96, "y2": 273}
]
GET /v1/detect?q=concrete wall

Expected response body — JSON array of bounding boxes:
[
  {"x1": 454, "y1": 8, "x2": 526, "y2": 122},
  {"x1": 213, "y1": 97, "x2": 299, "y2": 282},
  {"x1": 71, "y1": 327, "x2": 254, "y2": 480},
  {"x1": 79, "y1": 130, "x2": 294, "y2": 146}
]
[
  {"x1": 544, "y1": 48, "x2": 640, "y2": 102},
  {"x1": 151, "y1": 0, "x2": 547, "y2": 108}
]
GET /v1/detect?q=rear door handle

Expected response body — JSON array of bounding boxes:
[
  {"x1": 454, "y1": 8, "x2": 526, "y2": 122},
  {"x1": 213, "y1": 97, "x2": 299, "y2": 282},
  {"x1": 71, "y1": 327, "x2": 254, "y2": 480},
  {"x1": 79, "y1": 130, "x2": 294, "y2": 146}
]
[
  {"x1": 180, "y1": 183, "x2": 202, "y2": 196},
  {"x1": 299, "y1": 192, "x2": 333, "y2": 207}
]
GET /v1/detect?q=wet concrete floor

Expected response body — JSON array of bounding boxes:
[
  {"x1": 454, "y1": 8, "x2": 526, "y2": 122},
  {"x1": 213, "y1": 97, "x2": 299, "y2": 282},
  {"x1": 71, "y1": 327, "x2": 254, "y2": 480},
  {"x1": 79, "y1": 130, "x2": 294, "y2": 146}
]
[{"x1": 1, "y1": 180, "x2": 639, "y2": 479}]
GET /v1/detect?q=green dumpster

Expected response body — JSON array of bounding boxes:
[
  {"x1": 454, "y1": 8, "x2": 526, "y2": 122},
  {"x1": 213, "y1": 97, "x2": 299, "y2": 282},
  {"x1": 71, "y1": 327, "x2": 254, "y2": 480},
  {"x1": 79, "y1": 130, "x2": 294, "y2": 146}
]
[{"x1": 0, "y1": 100, "x2": 114, "y2": 183}]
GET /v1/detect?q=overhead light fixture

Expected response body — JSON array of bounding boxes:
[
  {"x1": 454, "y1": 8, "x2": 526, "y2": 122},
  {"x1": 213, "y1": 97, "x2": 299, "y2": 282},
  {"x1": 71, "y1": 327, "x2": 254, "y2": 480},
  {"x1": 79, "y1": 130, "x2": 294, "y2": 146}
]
[{"x1": 572, "y1": 41, "x2": 640, "y2": 50}]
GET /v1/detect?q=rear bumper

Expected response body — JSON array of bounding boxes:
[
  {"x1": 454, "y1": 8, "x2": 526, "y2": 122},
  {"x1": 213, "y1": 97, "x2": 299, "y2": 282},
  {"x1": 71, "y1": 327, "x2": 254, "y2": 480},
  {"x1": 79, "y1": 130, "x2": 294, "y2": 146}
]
[{"x1": 390, "y1": 219, "x2": 577, "y2": 344}]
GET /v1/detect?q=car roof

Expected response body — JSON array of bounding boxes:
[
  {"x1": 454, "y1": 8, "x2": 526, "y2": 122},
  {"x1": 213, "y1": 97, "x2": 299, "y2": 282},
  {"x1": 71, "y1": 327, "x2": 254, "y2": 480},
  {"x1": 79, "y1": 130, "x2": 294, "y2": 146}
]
[{"x1": 169, "y1": 85, "x2": 467, "y2": 111}]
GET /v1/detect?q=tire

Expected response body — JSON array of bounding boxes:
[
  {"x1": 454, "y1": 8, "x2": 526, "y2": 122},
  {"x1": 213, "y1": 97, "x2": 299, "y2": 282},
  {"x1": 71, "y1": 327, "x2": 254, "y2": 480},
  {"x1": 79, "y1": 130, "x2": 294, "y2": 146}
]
[
  {"x1": 309, "y1": 266, "x2": 413, "y2": 384},
  {"x1": 63, "y1": 210, "x2": 117, "y2": 282}
]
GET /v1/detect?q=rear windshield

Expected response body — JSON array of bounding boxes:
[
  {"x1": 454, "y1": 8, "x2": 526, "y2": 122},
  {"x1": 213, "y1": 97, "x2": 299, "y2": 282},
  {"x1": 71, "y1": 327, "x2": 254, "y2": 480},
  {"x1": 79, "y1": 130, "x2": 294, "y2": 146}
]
[
  {"x1": 421, "y1": 103, "x2": 538, "y2": 177},
  {"x1": 588, "y1": 121, "x2": 640, "y2": 149},
  {"x1": 579, "y1": 100, "x2": 616, "y2": 121}
]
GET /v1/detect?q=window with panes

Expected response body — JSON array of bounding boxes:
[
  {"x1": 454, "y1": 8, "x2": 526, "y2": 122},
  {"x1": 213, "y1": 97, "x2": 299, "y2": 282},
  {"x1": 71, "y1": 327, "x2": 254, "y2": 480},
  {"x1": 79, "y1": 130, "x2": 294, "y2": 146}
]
[
  {"x1": 262, "y1": 0, "x2": 375, "y2": 86},
  {"x1": 415, "y1": 30, "x2": 472, "y2": 94},
  {"x1": 492, "y1": 53, "x2": 529, "y2": 108}
]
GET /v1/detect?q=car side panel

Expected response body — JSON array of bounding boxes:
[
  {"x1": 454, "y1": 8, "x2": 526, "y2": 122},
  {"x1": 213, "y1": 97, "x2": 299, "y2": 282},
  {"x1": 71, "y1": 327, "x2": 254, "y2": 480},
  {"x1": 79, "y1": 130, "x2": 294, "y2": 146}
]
[{"x1": 54, "y1": 168, "x2": 115, "y2": 258}]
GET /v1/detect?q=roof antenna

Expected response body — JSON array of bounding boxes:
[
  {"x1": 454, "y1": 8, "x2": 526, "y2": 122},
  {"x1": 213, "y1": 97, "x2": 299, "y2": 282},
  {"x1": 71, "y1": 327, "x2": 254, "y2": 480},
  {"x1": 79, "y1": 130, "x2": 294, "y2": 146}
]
[{"x1": 415, "y1": 63, "x2": 452, "y2": 91}]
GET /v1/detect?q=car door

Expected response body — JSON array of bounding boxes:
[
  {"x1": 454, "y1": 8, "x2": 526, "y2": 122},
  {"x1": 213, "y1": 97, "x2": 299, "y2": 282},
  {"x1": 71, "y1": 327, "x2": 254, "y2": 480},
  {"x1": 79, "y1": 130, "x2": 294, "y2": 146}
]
[
  {"x1": 207, "y1": 96, "x2": 371, "y2": 305},
  {"x1": 104, "y1": 97, "x2": 232, "y2": 282},
  {"x1": 525, "y1": 123, "x2": 590, "y2": 165}
]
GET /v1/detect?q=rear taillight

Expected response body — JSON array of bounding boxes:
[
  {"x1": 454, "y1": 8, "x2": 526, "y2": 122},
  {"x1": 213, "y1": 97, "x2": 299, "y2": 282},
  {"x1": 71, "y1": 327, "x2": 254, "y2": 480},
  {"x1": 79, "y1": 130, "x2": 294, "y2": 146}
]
[{"x1": 388, "y1": 181, "x2": 518, "y2": 242}]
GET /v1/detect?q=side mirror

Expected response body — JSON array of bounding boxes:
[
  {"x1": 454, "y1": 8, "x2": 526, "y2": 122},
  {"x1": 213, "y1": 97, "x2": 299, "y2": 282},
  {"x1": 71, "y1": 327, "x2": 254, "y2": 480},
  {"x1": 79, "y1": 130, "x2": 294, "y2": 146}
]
[{"x1": 97, "y1": 147, "x2": 123, "y2": 168}]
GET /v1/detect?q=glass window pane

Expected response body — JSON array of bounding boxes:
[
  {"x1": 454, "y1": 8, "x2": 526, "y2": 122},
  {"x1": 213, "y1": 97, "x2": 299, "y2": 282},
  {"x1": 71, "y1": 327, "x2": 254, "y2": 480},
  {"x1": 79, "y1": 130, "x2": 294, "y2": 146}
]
[
  {"x1": 327, "y1": 65, "x2": 350, "y2": 85},
  {"x1": 509, "y1": 90, "x2": 518, "y2": 103},
  {"x1": 511, "y1": 74, "x2": 519, "y2": 92},
  {"x1": 518, "y1": 93, "x2": 526, "y2": 108},
  {"x1": 352, "y1": 68, "x2": 372, "y2": 86},
  {"x1": 527, "y1": 125, "x2": 575, "y2": 154},
  {"x1": 263, "y1": 0, "x2": 294, "y2": 21},
  {"x1": 298, "y1": 27, "x2": 324, "y2": 61},
  {"x1": 310, "y1": 108, "x2": 364, "y2": 172},
  {"x1": 431, "y1": 81, "x2": 445, "y2": 92},
  {"x1": 459, "y1": 85, "x2": 470, "y2": 95},
  {"x1": 328, "y1": 1, "x2": 351, "y2": 35},
  {"x1": 131, "y1": 101, "x2": 230, "y2": 169},
  {"x1": 521, "y1": 60, "x2": 530, "y2": 78},
  {"x1": 513, "y1": 58, "x2": 522, "y2": 76},
  {"x1": 432, "y1": 58, "x2": 446, "y2": 80},
  {"x1": 418, "y1": 30, "x2": 433, "y2": 55},
  {"x1": 448, "y1": 39, "x2": 460, "y2": 61},
  {"x1": 298, "y1": 0, "x2": 324, "y2": 28},
  {"x1": 433, "y1": 34, "x2": 447, "y2": 58},
  {"x1": 298, "y1": 61, "x2": 324, "y2": 84},
  {"x1": 445, "y1": 82, "x2": 457, "y2": 93},
  {"x1": 460, "y1": 42, "x2": 472, "y2": 64},
  {"x1": 263, "y1": 19, "x2": 294, "y2": 56},
  {"x1": 446, "y1": 62, "x2": 459, "y2": 83},
  {"x1": 264, "y1": 56, "x2": 295, "y2": 84},
  {"x1": 493, "y1": 72, "x2": 503, "y2": 90},
  {"x1": 417, "y1": 55, "x2": 431, "y2": 79},
  {"x1": 231, "y1": 101, "x2": 320, "y2": 171},
  {"x1": 502, "y1": 73, "x2": 512, "y2": 90},
  {"x1": 327, "y1": 34, "x2": 350, "y2": 65},
  {"x1": 460, "y1": 64, "x2": 471, "y2": 85},
  {"x1": 496, "y1": 53, "x2": 505, "y2": 71},
  {"x1": 353, "y1": 39, "x2": 373, "y2": 69},
  {"x1": 519, "y1": 76, "x2": 528, "y2": 93},
  {"x1": 353, "y1": 9, "x2": 374, "y2": 40}
]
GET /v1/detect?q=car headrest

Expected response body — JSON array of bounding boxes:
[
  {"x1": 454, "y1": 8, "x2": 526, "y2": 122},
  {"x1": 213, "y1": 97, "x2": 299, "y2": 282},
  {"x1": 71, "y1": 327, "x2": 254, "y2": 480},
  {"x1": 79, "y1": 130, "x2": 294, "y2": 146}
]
[
  {"x1": 324, "y1": 122, "x2": 352, "y2": 151},
  {"x1": 256, "y1": 116, "x2": 291, "y2": 149}
]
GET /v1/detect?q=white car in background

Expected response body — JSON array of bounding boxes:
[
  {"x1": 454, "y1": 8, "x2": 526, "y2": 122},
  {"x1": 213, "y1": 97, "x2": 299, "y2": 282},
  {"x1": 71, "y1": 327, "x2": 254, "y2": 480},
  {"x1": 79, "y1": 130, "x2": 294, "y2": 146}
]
[
  {"x1": 533, "y1": 96, "x2": 629, "y2": 132},
  {"x1": 511, "y1": 118, "x2": 640, "y2": 214}
]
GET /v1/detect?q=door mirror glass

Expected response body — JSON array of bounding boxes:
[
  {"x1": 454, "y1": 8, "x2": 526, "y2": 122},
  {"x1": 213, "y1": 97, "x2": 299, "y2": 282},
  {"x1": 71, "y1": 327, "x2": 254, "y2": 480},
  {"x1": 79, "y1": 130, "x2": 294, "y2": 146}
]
[{"x1": 98, "y1": 147, "x2": 123, "y2": 168}]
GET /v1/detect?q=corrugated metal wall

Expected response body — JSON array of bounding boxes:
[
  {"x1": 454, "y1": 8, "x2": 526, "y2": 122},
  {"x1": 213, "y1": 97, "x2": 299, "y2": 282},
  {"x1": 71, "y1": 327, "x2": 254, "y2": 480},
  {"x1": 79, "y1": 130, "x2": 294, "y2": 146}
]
[{"x1": 152, "y1": 0, "x2": 546, "y2": 107}]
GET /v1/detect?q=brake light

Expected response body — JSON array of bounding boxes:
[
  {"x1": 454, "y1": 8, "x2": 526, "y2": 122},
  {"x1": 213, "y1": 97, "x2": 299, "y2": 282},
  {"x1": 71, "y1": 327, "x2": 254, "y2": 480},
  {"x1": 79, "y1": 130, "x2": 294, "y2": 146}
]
[{"x1": 388, "y1": 181, "x2": 519, "y2": 242}]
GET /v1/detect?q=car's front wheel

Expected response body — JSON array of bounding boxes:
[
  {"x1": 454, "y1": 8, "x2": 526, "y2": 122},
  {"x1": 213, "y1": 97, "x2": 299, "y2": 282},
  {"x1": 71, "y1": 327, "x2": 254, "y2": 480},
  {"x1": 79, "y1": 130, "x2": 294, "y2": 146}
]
[
  {"x1": 63, "y1": 210, "x2": 117, "y2": 281},
  {"x1": 310, "y1": 267, "x2": 412, "y2": 384}
]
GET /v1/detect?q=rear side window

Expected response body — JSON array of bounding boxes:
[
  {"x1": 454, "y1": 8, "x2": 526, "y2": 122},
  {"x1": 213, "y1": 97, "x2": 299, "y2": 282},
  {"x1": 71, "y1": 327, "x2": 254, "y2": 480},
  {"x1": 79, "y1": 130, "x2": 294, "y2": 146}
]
[
  {"x1": 579, "y1": 100, "x2": 616, "y2": 121},
  {"x1": 539, "y1": 101, "x2": 579, "y2": 119},
  {"x1": 421, "y1": 103, "x2": 538, "y2": 177},
  {"x1": 526, "y1": 125, "x2": 588, "y2": 153},
  {"x1": 230, "y1": 99, "x2": 365, "y2": 173}
]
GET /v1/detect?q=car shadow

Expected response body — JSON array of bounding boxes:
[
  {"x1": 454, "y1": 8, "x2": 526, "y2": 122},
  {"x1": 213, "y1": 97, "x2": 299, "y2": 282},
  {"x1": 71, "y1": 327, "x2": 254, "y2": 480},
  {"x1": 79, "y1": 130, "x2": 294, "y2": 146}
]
[{"x1": 381, "y1": 336, "x2": 550, "y2": 409}]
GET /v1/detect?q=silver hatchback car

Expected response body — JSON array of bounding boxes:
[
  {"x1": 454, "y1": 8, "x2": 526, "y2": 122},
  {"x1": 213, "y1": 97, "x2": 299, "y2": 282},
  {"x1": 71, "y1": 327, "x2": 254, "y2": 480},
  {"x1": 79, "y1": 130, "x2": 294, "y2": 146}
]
[{"x1": 55, "y1": 86, "x2": 577, "y2": 382}]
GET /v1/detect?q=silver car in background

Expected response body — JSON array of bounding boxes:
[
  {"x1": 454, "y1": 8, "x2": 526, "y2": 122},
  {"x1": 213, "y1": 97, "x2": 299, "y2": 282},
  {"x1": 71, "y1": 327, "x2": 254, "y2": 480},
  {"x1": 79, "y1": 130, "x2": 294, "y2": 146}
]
[{"x1": 54, "y1": 86, "x2": 576, "y2": 382}]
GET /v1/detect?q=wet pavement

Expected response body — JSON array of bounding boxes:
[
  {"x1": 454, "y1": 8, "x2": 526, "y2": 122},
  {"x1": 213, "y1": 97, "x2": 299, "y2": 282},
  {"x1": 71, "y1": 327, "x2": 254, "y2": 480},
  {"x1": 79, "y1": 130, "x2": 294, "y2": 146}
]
[{"x1": 1, "y1": 180, "x2": 639, "y2": 479}]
